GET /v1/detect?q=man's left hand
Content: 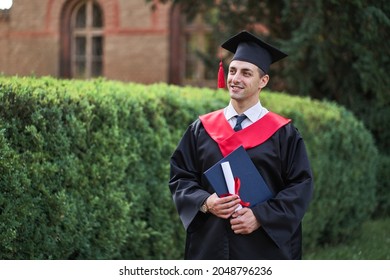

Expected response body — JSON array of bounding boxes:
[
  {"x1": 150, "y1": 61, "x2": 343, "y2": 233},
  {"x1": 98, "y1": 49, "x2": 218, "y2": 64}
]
[{"x1": 230, "y1": 207, "x2": 261, "y2": 234}]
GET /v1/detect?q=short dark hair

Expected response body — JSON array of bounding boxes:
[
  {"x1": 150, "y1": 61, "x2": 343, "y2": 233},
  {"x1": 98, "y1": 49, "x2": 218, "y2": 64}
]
[{"x1": 258, "y1": 67, "x2": 266, "y2": 77}]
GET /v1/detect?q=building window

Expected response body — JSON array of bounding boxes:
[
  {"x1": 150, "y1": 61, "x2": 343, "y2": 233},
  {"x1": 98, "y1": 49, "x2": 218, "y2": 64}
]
[{"x1": 71, "y1": 0, "x2": 104, "y2": 79}]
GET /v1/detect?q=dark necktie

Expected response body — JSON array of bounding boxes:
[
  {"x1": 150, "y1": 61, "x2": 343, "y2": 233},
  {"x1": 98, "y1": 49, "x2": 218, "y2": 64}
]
[{"x1": 234, "y1": 114, "x2": 247, "y2": 131}]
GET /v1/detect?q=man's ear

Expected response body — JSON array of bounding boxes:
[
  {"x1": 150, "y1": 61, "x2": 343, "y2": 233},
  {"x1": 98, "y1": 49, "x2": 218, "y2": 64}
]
[{"x1": 259, "y1": 74, "x2": 270, "y2": 90}]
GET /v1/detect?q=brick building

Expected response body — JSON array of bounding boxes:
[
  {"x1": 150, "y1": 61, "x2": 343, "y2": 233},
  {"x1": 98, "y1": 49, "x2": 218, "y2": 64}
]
[{"x1": 0, "y1": 0, "x2": 218, "y2": 87}]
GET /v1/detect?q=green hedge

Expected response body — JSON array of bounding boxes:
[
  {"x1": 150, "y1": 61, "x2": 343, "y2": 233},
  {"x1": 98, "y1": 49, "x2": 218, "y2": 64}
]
[
  {"x1": 0, "y1": 77, "x2": 187, "y2": 259},
  {"x1": 0, "y1": 76, "x2": 378, "y2": 259}
]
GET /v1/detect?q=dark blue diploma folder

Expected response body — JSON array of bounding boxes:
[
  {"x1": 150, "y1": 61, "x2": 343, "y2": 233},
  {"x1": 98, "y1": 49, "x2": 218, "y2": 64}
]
[{"x1": 203, "y1": 146, "x2": 273, "y2": 207}]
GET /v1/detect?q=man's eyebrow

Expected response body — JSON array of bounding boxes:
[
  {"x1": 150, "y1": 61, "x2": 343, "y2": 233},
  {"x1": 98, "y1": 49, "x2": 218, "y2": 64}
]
[
  {"x1": 237, "y1": 67, "x2": 254, "y2": 74},
  {"x1": 229, "y1": 66, "x2": 253, "y2": 71}
]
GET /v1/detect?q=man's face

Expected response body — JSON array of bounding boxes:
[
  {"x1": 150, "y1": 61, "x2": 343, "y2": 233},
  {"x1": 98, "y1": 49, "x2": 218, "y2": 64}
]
[{"x1": 227, "y1": 60, "x2": 268, "y2": 104}]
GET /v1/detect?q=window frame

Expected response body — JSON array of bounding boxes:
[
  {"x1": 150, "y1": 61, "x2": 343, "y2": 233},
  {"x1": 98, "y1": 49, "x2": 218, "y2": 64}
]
[{"x1": 60, "y1": 0, "x2": 104, "y2": 79}]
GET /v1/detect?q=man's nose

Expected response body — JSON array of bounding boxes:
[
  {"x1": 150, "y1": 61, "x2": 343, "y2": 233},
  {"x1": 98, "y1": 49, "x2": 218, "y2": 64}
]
[{"x1": 231, "y1": 73, "x2": 241, "y2": 83}]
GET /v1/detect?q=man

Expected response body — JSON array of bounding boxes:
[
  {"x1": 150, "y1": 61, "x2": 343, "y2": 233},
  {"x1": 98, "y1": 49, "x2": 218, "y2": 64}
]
[{"x1": 169, "y1": 30, "x2": 313, "y2": 259}]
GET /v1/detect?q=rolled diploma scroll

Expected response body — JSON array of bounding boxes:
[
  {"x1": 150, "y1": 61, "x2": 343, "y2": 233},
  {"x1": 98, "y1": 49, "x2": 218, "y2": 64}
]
[{"x1": 221, "y1": 161, "x2": 242, "y2": 211}]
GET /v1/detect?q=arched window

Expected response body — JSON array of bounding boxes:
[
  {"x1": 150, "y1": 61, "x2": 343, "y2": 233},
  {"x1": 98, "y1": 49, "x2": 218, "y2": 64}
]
[
  {"x1": 61, "y1": 0, "x2": 104, "y2": 79},
  {"x1": 72, "y1": 0, "x2": 103, "y2": 78}
]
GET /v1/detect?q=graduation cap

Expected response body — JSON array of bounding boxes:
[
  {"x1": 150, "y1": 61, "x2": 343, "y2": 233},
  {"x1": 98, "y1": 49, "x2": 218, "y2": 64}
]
[{"x1": 217, "y1": 30, "x2": 287, "y2": 88}]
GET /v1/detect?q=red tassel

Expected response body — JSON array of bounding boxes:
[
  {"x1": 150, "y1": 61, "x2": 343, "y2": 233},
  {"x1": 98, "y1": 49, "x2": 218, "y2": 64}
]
[{"x1": 217, "y1": 60, "x2": 226, "y2": 89}]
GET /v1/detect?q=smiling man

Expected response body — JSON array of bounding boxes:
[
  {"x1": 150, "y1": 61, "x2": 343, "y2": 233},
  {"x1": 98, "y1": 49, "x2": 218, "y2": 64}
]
[{"x1": 169, "y1": 30, "x2": 314, "y2": 260}]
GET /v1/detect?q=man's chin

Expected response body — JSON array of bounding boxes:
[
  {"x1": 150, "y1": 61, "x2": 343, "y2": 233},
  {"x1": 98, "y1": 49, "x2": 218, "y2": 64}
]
[{"x1": 229, "y1": 91, "x2": 244, "y2": 99}]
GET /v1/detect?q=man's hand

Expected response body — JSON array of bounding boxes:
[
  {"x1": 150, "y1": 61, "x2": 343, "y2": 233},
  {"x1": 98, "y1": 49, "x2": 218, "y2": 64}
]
[
  {"x1": 206, "y1": 193, "x2": 241, "y2": 219},
  {"x1": 230, "y1": 207, "x2": 261, "y2": 234}
]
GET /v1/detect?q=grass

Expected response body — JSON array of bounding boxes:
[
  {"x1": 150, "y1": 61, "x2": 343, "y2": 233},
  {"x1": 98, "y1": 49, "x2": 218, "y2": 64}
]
[{"x1": 304, "y1": 218, "x2": 390, "y2": 259}]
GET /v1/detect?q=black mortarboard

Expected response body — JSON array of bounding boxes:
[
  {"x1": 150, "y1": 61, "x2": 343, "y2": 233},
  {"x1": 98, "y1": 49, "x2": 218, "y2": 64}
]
[{"x1": 221, "y1": 30, "x2": 287, "y2": 74}]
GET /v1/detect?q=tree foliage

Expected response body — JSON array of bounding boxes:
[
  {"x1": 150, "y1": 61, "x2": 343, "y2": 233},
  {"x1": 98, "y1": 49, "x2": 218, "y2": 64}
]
[{"x1": 281, "y1": 1, "x2": 390, "y2": 151}]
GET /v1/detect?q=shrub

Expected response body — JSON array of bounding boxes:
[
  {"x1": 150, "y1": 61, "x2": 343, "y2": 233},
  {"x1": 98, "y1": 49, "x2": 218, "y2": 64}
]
[{"x1": 0, "y1": 77, "x2": 184, "y2": 259}]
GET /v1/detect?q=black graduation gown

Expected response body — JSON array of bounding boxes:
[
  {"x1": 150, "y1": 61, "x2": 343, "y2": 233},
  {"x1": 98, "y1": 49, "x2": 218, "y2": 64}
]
[{"x1": 169, "y1": 111, "x2": 313, "y2": 260}]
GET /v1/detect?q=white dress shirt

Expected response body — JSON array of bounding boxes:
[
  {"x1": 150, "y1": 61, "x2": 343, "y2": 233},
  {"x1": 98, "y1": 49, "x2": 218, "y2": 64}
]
[{"x1": 224, "y1": 101, "x2": 269, "y2": 130}]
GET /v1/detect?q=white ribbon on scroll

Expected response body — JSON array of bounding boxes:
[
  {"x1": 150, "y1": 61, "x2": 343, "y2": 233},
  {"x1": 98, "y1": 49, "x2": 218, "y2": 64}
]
[{"x1": 221, "y1": 161, "x2": 242, "y2": 211}]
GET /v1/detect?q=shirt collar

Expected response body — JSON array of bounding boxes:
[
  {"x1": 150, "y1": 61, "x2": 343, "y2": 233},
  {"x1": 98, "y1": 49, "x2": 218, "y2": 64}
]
[{"x1": 225, "y1": 101, "x2": 267, "y2": 123}]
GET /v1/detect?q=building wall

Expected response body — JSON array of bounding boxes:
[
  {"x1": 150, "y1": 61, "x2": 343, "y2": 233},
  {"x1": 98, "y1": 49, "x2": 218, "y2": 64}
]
[
  {"x1": 0, "y1": 0, "x2": 60, "y2": 77},
  {"x1": 0, "y1": 0, "x2": 171, "y2": 84}
]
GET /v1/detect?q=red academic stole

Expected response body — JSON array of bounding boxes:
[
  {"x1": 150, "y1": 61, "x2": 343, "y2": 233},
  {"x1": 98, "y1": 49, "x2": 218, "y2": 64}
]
[{"x1": 199, "y1": 109, "x2": 291, "y2": 157}]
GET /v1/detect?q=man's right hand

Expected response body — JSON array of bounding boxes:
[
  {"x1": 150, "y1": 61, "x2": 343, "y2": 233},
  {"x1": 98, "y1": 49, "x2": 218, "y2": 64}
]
[{"x1": 206, "y1": 193, "x2": 241, "y2": 219}]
